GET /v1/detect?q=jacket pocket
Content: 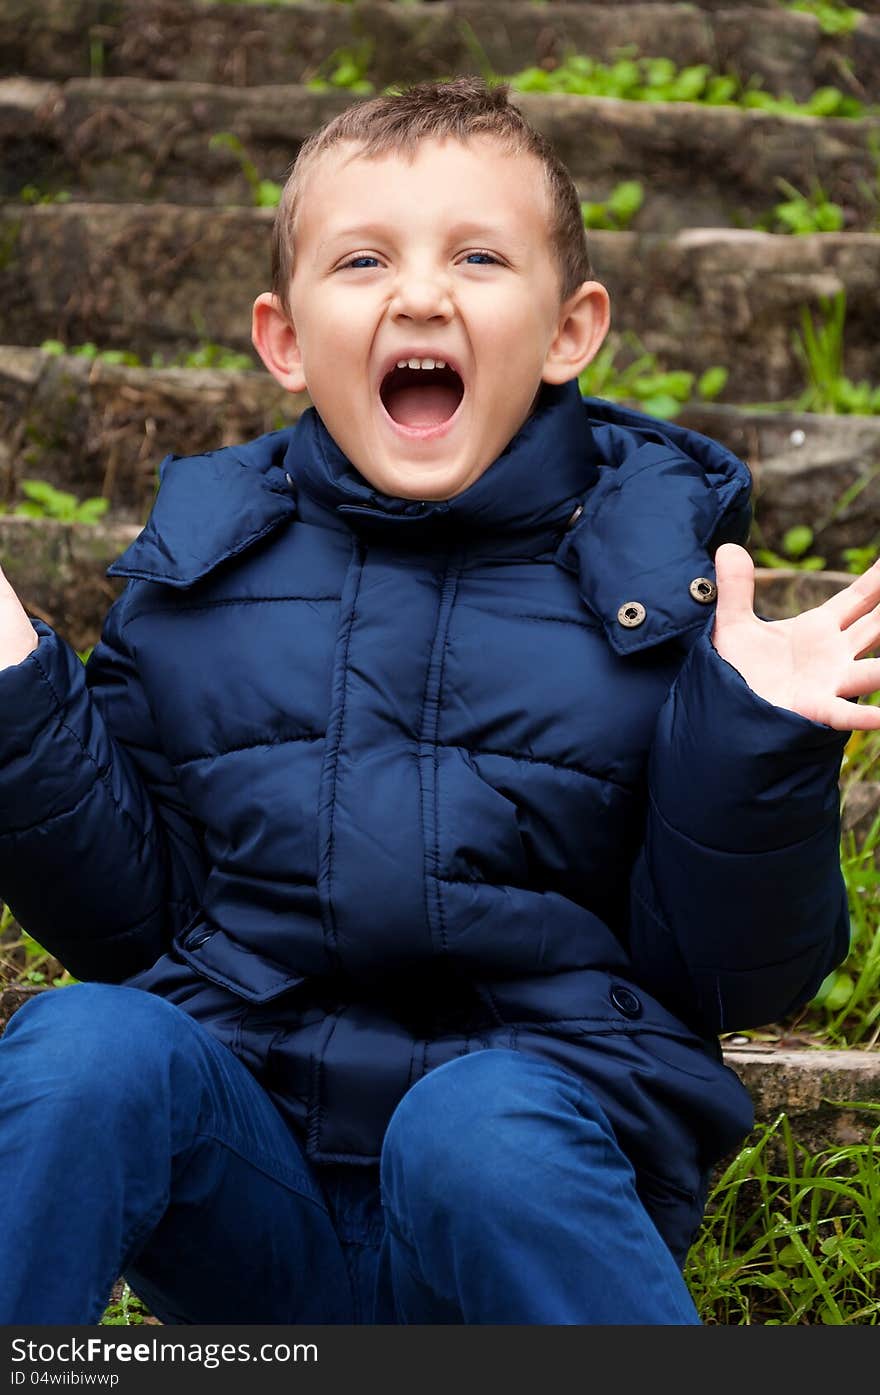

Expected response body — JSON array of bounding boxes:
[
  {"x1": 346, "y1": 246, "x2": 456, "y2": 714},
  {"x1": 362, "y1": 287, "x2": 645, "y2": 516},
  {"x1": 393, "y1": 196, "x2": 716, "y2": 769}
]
[{"x1": 172, "y1": 919, "x2": 307, "y2": 1003}]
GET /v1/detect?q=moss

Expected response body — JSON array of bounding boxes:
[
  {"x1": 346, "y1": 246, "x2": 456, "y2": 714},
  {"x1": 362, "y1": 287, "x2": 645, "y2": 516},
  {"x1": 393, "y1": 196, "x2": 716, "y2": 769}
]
[{"x1": 0, "y1": 219, "x2": 21, "y2": 272}]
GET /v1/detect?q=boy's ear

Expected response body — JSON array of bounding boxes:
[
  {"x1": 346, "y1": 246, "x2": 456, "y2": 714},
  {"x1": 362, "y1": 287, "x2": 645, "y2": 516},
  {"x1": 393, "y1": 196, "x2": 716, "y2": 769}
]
[
  {"x1": 251, "y1": 291, "x2": 307, "y2": 394},
  {"x1": 541, "y1": 280, "x2": 611, "y2": 385}
]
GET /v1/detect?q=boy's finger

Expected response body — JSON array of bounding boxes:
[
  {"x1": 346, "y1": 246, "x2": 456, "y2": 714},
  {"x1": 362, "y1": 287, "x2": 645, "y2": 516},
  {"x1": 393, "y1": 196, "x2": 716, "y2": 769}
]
[
  {"x1": 825, "y1": 555, "x2": 880, "y2": 629},
  {"x1": 824, "y1": 695, "x2": 880, "y2": 731},
  {"x1": 846, "y1": 609, "x2": 880, "y2": 658},
  {"x1": 713, "y1": 542, "x2": 755, "y2": 622},
  {"x1": 837, "y1": 657, "x2": 880, "y2": 698}
]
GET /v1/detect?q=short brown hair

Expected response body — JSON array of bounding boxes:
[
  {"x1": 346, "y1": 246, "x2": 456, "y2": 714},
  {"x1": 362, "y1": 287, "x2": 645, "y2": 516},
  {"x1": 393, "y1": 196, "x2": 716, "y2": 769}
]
[{"x1": 270, "y1": 77, "x2": 592, "y2": 318}]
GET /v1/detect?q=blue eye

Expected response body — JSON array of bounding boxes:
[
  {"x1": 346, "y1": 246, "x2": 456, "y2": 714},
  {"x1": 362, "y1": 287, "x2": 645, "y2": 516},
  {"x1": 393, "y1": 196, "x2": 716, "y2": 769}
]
[
  {"x1": 465, "y1": 252, "x2": 498, "y2": 265},
  {"x1": 344, "y1": 256, "x2": 380, "y2": 269}
]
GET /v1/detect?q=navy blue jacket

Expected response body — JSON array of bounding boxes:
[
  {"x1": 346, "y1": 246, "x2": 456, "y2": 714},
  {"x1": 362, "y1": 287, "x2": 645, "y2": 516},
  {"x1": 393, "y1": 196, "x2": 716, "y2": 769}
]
[{"x1": 0, "y1": 380, "x2": 849, "y2": 1261}]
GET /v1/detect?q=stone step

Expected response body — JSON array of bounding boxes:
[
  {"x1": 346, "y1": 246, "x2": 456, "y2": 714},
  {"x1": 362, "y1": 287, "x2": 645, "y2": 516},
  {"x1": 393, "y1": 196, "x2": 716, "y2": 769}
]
[
  {"x1": 751, "y1": 565, "x2": 852, "y2": 618},
  {"x1": 0, "y1": 500, "x2": 853, "y2": 651},
  {"x1": 4, "y1": 1, "x2": 880, "y2": 105},
  {"x1": 5, "y1": 77, "x2": 880, "y2": 235},
  {"x1": 718, "y1": 1047, "x2": 880, "y2": 1159},
  {"x1": 0, "y1": 346, "x2": 305, "y2": 524},
  {"x1": 678, "y1": 404, "x2": 880, "y2": 569},
  {"x1": 4, "y1": 347, "x2": 880, "y2": 572},
  {"x1": 3, "y1": 204, "x2": 880, "y2": 403},
  {"x1": 0, "y1": 513, "x2": 132, "y2": 653}
]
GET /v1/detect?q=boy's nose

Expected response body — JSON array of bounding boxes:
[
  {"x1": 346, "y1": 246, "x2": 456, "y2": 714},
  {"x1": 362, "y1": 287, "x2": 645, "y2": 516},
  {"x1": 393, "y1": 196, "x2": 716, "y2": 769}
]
[{"x1": 389, "y1": 272, "x2": 454, "y2": 323}]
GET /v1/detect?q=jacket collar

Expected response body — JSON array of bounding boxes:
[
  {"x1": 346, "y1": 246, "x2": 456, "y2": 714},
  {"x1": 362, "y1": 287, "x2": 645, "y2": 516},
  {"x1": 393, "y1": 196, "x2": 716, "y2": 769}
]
[
  {"x1": 107, "y1": 382, "x2": 751, "y2": 656},
  {"x1": 106, "y1": 433, "x2": 298, "y2": 589},
  {"x1": 289, "y1": 379, "x2": 596, "y2": 547}
]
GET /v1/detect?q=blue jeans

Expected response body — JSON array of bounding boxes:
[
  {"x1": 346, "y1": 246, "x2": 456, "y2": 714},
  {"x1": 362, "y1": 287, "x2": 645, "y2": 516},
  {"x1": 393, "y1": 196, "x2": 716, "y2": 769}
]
[{"x1": 0, "y1": 983, "x2": 700, "y2": 1325}]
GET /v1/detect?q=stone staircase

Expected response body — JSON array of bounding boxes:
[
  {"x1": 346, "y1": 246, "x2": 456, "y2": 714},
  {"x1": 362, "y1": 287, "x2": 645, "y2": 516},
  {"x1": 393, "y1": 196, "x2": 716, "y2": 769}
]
[{"x1": 1, "y1": 0, "x2": 879, "y2": 1150}]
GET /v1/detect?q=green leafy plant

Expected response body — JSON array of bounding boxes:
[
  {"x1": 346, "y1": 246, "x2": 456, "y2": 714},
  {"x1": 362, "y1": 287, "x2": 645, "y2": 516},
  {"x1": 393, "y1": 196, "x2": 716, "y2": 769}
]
[
  {"x1": 842, "y1": 542, "x2": 880, "y2": 574},
  {"x1": 782, "y1": 1, "x2": 861, "y2": 36},
  {"x1": 581, "y1": 181, "x2": 644, "y2": 231},
  {"x1": 40, "y1": 338, "x2": 141, "y2": 368},
  {"x1": 0, "y1": 479, "x2": 109, "y2": 525},
  {"x1": 18, "y1": 186, "x2": 71, "y2": 207},
  {"x1": 208, "y1": 132, "x2": 282, "y2": 208},
  {"x1": 753, "y1": 524, "x2": 827, "y2": 571},
  {"x1": 755, "y1": 178, "x2": 845, "y2": 235},
  {"x1": 165, "y1": 343, "x2": 254, "y2": 372},
  {"x1": 306, "y1": 42, "x2": 375, "y2": 94},
  {"x1": 100, "y1": 1283, "x2": 152, "y2": 1326},
  {"x1": 505, "y1": 48, "x2": 872, "y2": 118},
  {"x1": 578, "y1": 332, "x2": 728, "y2": 418},
  {"x1": 40, "y1": 338, "x2": 255, "y2": 373}
]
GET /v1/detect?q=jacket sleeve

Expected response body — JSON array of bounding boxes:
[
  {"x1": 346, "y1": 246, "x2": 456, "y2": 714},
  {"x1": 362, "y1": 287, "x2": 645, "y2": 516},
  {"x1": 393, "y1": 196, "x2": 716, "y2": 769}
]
[
  {"x1": 0, "y1": 591, "x2": 208, "y2": 982},
  {"x1": 626, "y1": 628, "x2": 851, "y2": 1036}
]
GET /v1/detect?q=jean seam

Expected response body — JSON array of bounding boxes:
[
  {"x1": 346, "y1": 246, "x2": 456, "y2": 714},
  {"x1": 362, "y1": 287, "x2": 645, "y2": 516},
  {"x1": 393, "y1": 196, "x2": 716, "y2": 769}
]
[{"x1": 189, "y1": 1131, "x2": 330, "y2": 1214}]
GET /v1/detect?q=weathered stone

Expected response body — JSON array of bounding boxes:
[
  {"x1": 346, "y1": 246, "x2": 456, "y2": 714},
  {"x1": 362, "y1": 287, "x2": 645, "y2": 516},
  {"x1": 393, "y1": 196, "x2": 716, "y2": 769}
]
[
  {"x1": 5, "y1": 1, "x2": 880, "y2": 105},
  {"x1": 0, "y1": 514, "x2": 133, "y2": 651},
  {"x1": 679, "y1": 405, "x2": 880, "y2": 567},
  {"x1": 753, "y1": 565, "x2": 851, "y2": 619},
  {"x1": 6, "y1": 76, "x2": 880, "y2": 233},
  {"x1": 7, "y1": 346, "x2": 880, "y2": 571},
  {"x1": 841, "y1": 780, "x2": 880, "y2": 855},
  {"x1": 0, "y1": 346, "x2": 305, "y2": 522},
  {"x1": 5, "y1": 206, "x2": 880, "y2": 402},
  {"x1": 720, "y1": 1047, "x2": 880, "y2": 1156}
]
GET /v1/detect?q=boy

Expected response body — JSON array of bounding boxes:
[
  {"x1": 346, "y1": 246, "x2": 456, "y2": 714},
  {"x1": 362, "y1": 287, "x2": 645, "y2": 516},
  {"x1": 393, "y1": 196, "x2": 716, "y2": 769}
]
[{"x1": 0, "y1": 78, "x2": 877, "y2": 1326}]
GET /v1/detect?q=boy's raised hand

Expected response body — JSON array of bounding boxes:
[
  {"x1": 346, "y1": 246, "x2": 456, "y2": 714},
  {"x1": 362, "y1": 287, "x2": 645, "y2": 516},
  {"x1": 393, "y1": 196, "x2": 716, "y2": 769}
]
[
  {"x1": 712, "y1": 543, "x2": 880, "y2": 730},
  {"x1": 0, "y1": 562, "x2": 39, "y2": 672}
]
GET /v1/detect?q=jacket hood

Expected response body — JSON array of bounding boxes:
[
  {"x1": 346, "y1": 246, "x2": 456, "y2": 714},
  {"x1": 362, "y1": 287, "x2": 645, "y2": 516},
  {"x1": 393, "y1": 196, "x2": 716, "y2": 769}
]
[{"x1": 107, "y1": 379, "x2": 751, "y2": 655}]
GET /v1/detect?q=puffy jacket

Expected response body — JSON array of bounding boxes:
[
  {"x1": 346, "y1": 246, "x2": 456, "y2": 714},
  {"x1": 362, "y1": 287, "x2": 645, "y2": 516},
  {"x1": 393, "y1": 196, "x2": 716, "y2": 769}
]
[{"x1": 0, "y1": 380, "x2": 849, "y2": 1260}]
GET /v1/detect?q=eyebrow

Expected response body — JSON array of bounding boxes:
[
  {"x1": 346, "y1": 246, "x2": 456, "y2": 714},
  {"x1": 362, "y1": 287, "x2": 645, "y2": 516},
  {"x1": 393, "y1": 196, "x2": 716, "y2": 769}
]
[{"x1": 316, "y1": 221, "x2": 526, "y2": 254}]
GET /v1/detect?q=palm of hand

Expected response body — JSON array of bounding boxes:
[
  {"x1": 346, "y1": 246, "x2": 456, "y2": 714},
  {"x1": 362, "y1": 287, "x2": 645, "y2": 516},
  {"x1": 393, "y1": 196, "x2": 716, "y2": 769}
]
[
  {"x1": 711, "y1": 544, "x2": 880, "y2": 731},
  {"x1": 0, "y1": 563, "x2": 39, "y2": 671}
]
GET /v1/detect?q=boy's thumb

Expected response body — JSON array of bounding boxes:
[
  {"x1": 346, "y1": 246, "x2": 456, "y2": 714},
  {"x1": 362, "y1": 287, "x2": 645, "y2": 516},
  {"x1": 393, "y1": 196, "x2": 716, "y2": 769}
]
[{"x1": 713, "y1": 542, "x2": 755, "y2": 622}]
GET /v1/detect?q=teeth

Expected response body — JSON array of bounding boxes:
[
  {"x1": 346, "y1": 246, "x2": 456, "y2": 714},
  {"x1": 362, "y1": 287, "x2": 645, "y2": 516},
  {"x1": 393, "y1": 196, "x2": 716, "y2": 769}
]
[{"x1": 395, "y1": 357, "x2": 447, "y2": 370}]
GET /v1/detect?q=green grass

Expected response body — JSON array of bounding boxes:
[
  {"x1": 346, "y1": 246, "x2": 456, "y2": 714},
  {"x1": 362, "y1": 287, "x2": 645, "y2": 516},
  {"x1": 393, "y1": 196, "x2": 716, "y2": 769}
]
[
  {"x1": 686, "y1": 1108, "x2": 880, "y2": 1323},
  {"x1": 744, "y1": 291, "x2": 880, "y2": 417}
]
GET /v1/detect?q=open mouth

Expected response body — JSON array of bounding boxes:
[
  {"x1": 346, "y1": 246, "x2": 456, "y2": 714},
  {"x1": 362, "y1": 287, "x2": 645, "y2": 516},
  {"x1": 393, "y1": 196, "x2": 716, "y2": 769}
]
[{"x1": 379, "y1": 363, "x2": 465, "y2": 430}]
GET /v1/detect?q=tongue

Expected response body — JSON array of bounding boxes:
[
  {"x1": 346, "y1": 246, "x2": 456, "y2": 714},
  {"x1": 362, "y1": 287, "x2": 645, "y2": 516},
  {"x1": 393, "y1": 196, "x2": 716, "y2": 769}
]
[{"x1": 385, "y1": 381, "x2": 461, "y2": 428}]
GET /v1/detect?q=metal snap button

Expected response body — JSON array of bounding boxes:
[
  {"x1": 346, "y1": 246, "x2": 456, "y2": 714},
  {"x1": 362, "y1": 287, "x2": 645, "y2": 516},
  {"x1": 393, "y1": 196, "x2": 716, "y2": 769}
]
[
  {"x1": 617, "y1": 601, "x2": 646, "y2": 628},
  {"x1": 566, "y1": 503, "x2": 584, "y2": 529},
  {"x1": 689, "y1": 577, "x2": 717, "y2": 604},
  {"x1": 610, "y1": 985, "x2": 642, "y2": 1019}
]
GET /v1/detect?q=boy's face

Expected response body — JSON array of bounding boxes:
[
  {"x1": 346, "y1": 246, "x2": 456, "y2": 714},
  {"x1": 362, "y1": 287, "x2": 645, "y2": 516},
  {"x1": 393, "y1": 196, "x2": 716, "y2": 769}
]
[{"x1": 253, "y1": 136, "x2": 609, "y2": 501}]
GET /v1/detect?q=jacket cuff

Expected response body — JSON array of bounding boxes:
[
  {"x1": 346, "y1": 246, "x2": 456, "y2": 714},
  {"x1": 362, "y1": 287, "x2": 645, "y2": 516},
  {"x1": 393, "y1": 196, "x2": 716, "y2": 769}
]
[
  {"x1": 649, "y1": 630, "x2": 848, "y2": 853},
  {"x1": 0, "y1": 620, "x2": 95, "y2": 831}
]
